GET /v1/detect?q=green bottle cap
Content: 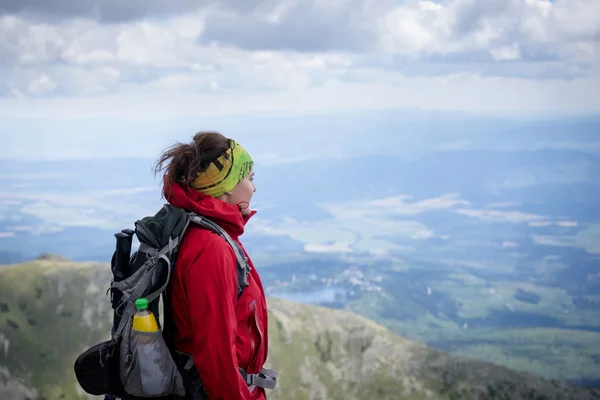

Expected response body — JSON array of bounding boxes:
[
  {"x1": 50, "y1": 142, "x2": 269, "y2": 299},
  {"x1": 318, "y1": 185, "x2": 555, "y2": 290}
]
[{"x1": 135, "y1": 298, "x2": 149, "y2": 310}]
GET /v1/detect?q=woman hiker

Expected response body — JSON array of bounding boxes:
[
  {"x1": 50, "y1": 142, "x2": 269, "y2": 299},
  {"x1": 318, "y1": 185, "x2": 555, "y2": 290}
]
[{"x1": 153, "y1": 131, "x2": 272, "y2": 400}]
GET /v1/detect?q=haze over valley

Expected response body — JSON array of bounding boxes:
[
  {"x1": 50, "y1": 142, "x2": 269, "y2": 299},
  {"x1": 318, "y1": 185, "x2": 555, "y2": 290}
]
[{"x1": 2, "y1": 113, "x2": 599, "y2": 389}]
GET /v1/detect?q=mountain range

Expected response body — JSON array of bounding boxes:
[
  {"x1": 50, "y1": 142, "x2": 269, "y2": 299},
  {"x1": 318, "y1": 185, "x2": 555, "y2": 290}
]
[
  {"x1": 1, "y1": 257, "x2": 599, "y2": 400},
  {"x1": 1, "y1": 114, "x2": 599, "y2": 394}
]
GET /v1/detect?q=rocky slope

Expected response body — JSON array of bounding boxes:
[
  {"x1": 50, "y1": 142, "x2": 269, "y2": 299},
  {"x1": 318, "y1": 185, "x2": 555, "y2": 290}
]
[{"x1": 0, "y1": 258, "x2": 599, "y2": 400}]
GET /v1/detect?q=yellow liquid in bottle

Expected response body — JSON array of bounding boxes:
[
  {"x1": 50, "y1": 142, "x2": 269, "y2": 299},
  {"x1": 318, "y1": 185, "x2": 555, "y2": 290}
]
[
  {"x1": 132, "y1": 298, "x2": 159, "y2": 332},
  {"x1": 132, "y1": 309, "x2": 159, "y2": 332}
]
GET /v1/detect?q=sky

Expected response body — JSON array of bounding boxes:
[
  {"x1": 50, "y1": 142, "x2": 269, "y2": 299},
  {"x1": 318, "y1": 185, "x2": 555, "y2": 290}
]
[{"x1": 0, "y1": 0, "x2": 599, "y2": 159}]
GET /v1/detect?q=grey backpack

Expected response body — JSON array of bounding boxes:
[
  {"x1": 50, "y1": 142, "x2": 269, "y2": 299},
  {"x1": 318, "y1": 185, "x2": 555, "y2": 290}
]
[{"x1": 74, "y1": 204, "x2": 276, "y2": 398}]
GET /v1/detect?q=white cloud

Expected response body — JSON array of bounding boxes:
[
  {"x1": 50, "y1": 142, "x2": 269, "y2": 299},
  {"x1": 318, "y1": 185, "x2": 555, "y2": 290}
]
[
  {"x1": 501, "y1": 241, "x2": 520, "y2": 249},
  {"x1": 410, "y1": 229, "x2": 439, "y2": 240},
  {"x1": 532, "y1": 224, "x2": 600, "y2": 254},
  {"x1": 528, "y1": 220, "x2": 579, "y2": 227},
  {"x1": 486, "y1": 202, "x2": 521, "y2": 208},
  {"x1": 556, "y1": 221, "x2": 579, "y2": 227},
  {"x1": 490, "y1": 44, "x2": 521, "y2": 61},
  {"x1": 369, "y1": 193, "x2": 469, "y2": 214},
  {"x1": 305, "y1": 242, "x2": 353, "y2": 253},
  {"x1": 324, "y1": 193, "x2": 470, "y2": 220},
  {"x1": 0, "y1": 187, "x2": 160, "y2": 232},
  {"x1": 27, "y1": 73, "x2": 57, "y2": 94},
  {"x1": 456, "y1": 207, "x2": 581, "y2": 227},
  {"x1": 0, "y1": 0, "x2": 598, "y2": 116},
  {"x1": 1, "y1": 74, "x2": 596, "y2": 119},
  {"x1": 532, "y1": 234, "x2": 573, "y2": 248},
  {"x1": 456, "y1": 208, "x2": 548, "y2": 223},
  {"x1": 198, "y1": 0, "x2": 599, "y2": 65},
  {"x1": 381, "y1": 0, "x2": 599, "y2": 67},
  {"x1": 250, "y1": 204, "x2": 441, "y2": 256}
]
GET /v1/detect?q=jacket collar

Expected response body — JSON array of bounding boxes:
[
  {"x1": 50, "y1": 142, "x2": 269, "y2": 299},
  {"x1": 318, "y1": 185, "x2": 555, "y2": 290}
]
[{"x1": 163, "y1": 179, "x2": 255, "y2": 240}]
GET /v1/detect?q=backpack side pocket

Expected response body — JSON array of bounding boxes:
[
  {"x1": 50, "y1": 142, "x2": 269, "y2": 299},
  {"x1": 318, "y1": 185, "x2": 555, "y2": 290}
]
[{"x1": 122, "y1": 327, "x2": 185, "y2": 397}]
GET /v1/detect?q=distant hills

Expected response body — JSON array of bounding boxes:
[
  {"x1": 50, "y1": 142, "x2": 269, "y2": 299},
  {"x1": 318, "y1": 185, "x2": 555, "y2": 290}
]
[
  {"x1": 2, "y1": 147, "x2": 600, "y2": 263},
  {"x1": 1, "y1": 257, "x2": 599, "y2": 400},
  {"x1": 1, "y1": 126, "x2": 600, "y2": 400}
]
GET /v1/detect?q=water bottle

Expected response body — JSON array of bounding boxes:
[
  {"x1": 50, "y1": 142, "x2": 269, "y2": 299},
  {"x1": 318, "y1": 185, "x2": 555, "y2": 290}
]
[
  {"x1": 132, "y1": 298, "x2": 159, "y2": 332},
  {"x1": 131, "y1": 298, "x2": 163, "y2": 395}
]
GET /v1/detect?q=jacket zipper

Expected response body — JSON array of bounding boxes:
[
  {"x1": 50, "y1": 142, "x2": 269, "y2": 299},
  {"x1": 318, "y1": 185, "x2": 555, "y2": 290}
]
[
  {"x1": 251, "y1": 315, "x2": 263, "y2": 369},
  {"x1": 254, "y1": 313, "x2": 263, "y2": 351},
  {"x1": 247, "y1": 301, "x2": 257, "y2": 370},
  {"x1": 247, "y1": 317, "x2": 255, "y2": 368}
]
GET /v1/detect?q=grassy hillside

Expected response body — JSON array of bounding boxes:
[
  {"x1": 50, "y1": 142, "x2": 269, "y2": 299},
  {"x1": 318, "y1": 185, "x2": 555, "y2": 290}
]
[
  {"x1": 0, "y1": 257, "x2": 111, "y2": 399},
  {"x1": 1, "y1": 258, "x2": 599, "y2": 400}
]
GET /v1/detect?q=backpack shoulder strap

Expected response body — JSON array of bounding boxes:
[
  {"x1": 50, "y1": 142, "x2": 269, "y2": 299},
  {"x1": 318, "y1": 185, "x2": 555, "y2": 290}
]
[
  {"x1": 185, "y1": 212, "x2": 250, "y2": 299},
  {"x1": 111, "y1": 236, "x2": 178, "y2": 341}
]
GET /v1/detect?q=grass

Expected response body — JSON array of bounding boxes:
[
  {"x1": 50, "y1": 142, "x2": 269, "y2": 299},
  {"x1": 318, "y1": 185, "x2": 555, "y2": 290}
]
[
  {"x1": 2, "y1": 259, "x2": 600, "y2": 400},
  {"x1": 264, "y1": 301, "x2": 414, "y2": 400},
  {"x1": 432, "y1": 275, "x2": 580, "y2": 321},
  {"x1": 363, "y1": 314, "x2": 600, "y2": 382},
  {"x1": 441, "y1": 328, "x2": 600, "y2": 381},
  {"x1": 337, "y1": 264, "x2": 600, "y2": 384},
  {"x1": 0, "y1": 259, "x2": 112, "y2": 399}
]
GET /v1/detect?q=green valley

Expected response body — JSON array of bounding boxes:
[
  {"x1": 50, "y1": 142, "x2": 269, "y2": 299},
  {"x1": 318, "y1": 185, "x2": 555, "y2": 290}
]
[{"x1": 1, "y1": 257, "x2": 599, "y2": 400}]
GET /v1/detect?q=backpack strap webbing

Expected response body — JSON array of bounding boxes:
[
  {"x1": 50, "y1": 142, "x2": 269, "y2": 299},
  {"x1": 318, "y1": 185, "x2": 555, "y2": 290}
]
[
  {"x1": 185, "y1": 213, "x2": 250, "y2": 299},
  {"x1": 111, "y1": 236, "x2": 177, "y2": 341},
  {"x1": 158, "y1": 211, "x2": 251, "y2": 366},
  {"x1": 173, "y1": 351, "x2": 278, "y2": 391},
  {"x1": 239, "y1": 367, "x2": 278, "y2": 390},
  {"x1": 167, "y1": 213, "x2": 276, "y2": 391},
  {"x1": 110, "y1": 209, "x2": 251, "y2": 342}
]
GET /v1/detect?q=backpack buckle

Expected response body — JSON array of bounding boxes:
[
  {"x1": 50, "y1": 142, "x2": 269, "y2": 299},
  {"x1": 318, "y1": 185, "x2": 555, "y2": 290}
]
[{"x1": 239, "y1": 368, "x2": 256, "y2": 392}]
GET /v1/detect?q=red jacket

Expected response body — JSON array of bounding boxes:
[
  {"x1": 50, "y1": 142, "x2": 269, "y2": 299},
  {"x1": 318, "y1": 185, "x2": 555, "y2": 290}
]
[{"x1": 165, "y1": 181, "x2": 269, "y2": 400}]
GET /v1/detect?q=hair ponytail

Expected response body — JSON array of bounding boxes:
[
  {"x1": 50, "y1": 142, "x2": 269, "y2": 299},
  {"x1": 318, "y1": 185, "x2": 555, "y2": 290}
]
[{"x1": 153, "y1": 131, "x2": 231, "y2": 195}]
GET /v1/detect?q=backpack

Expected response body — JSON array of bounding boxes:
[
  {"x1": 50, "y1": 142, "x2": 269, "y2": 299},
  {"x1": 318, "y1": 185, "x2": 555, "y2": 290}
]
[{"x1": 73, "y1": 204, "x2": 276, "y2": 399}]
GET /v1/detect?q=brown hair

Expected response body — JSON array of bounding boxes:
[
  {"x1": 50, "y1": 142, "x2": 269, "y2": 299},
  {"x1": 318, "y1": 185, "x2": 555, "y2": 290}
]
[{"x1": 153, "y1": 131, "x2": 231, "y2": 194}]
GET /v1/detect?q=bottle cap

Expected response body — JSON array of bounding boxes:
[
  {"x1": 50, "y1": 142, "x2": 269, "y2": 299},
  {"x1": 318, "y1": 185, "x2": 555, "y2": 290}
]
[{"x1": 135, "y1": 298, "x2": 149, "y2": 310}]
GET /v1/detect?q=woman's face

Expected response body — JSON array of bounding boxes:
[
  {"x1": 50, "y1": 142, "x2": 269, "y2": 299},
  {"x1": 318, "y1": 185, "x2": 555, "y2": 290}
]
[{"x1": 219, "y1": 170, "x2": 256, "y2": 215}]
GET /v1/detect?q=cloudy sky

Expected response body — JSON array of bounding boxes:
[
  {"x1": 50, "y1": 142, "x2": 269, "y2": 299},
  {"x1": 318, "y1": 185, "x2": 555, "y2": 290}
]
[
  {"x1": 0, "y1": 0, "x2": 599, "y2": 160},
  {"x1": 0, "y1": 0, "x2": 598, "y2": 120}
]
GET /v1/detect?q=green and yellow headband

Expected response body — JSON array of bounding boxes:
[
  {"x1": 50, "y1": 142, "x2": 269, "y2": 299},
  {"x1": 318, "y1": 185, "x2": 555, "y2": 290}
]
[{"x1": 191, "y1": 139, "x2": 254, "y2": 198}]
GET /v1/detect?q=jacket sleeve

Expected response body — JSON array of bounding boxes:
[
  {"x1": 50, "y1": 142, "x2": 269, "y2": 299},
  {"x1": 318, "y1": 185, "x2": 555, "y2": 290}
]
[{"x1": 184, "y1": 238, "x2": 251, "y2": 400}]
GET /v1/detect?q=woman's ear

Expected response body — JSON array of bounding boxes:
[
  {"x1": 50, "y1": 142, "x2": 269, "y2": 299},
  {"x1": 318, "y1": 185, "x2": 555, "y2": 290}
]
[{"x1": 217, "y1": 191, "x2": 232, "y2": 202}]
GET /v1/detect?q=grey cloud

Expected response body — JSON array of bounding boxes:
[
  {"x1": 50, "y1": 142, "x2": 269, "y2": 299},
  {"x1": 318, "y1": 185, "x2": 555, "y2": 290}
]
[
  {"x1": 2, "y1": 65, "x2": 109, "y2": 97},
  {"x1": 452, "y1": 0, "x2": 518, "y2": 36},
  {"x1": 451, "y1": 0, "x2": 600, "y2": 49},
  {"x1": 0, "y1": 0, "x2": 203, "y2": 22},
  {"x1": 200, "y1": 16, "x2": 355, "y2": 52},
  {"x1": 0, "y1": 0, "x2": 274, "y2": 22},
  {"x1": 1, "y1": 0, "x2": 598, "y2": 96},
  {"x1": 353, "y1": 53, "x2": 593, "y2": 81},
  {"x1": 198, "y1": 0, "x2": 392, "y2": 52},
  {"x1": 198, "y1": 0, "x2": 599, "y2": 69}
]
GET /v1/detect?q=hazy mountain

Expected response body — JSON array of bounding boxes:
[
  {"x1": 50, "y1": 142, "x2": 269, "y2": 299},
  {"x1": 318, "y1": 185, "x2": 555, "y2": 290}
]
[
  {"x1": 1, "y1": 117, "x2": 599, "y2": 394},
  {"x1": 1, "y1": 258, "x2": 599, "y2": 400},
  {"x1": 2, "y1": 147, "x2": 599, "y2": 262}
]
